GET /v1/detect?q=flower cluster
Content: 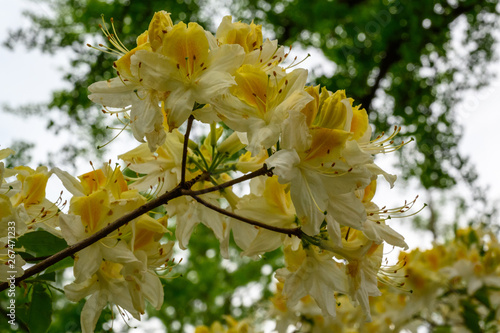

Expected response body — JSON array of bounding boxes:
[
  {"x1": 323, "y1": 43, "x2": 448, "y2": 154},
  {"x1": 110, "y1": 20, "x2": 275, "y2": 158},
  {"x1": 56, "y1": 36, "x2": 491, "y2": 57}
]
[
  {"x1": 1, "y1": 9, "x2": 418, "y2": 333},
  {"x1": 269, "y1": 227, "x2": 500, "y2": 332},
  {"x1": 1, "y1": 148, "x2": 63, "y2": 280}
]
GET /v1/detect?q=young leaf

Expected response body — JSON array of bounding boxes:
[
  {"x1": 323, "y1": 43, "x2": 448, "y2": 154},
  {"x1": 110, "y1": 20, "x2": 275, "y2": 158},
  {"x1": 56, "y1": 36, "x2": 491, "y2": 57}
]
[
  {"x1": 27, "y1": 284, "x2": 52, "y2": 333},
  {"x1": 17, "y1": 230, "x2": 68, "y2": 257}
]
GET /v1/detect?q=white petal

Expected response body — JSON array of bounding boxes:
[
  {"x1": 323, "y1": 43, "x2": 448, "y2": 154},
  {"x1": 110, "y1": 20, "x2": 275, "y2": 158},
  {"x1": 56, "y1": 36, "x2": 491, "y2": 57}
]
[
  {"x1": 326, "y1": 192, "x2": 366, "y2": 230},
  {"x1": 367, "y1": 163, "x2": 397, "y2": 188},
  {"x1": 88, "y1": 78, "x2": 138, "y2": 108},
  {"x1": 52, "y1": 168, "x2": 85, "y2": 197},
  {"x1": 59, "y1": 214, "x2": 85, "y2": 245},
  {"x1": 129, "y1": 91, "x2": 163, "y2": 144},
  {"x1": 142, "y1": 272, "x2": 164, "y2": 309},
  {"x1": 206, "y1": 43, "x2": 245, "y2": 74},
  {"x1": 281, "y1": 111, "x2": 311, "y2": 152},
  {"x1": 74, "y1": 245, "x2": 102, "y2": 283},
  {"x1": 164, "y1": 87, "x2": 194, "y2": 129},
  {"x1": 265, "y1": 149, "x2": 300, "y2": 184},
  {"x1": 81, "y1": 292, "x2": 108, "y2": 333}
]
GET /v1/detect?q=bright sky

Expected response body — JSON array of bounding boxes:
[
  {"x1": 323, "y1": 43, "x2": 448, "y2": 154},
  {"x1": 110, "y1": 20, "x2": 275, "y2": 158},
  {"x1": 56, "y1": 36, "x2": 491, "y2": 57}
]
[{"x1": 1, "y1": 0, "x2": 499, "y2": 269}]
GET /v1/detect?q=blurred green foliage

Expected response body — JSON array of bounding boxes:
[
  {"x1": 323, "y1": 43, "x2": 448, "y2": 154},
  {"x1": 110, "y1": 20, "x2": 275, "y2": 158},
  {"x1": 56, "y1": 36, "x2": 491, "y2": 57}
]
[
  {"x1": 2, "y1": 0, "x2": 499, "y2": 331},
  {"x1": 228, "y1": 0, "x2": 498, "y2": 190},
  {"x1": 3, "y1": 0, "x2": 498, "y2": 187}
]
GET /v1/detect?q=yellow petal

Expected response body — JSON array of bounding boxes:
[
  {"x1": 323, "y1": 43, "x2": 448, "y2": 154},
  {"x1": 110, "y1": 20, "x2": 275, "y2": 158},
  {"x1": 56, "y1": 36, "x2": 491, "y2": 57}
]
[
  {"x1": 263, "y1": 176, "x2": 293, "y2": 216},
  {"x1": 107, "y1": 166, "x2": 129, "y2": 199},
  {"x1": 216, "y1": 16, "x2": 263, "y2": 52},
  {"x1": 232, "y1": 64, "x2": 268, "y2": 116},
  {"x1": 304, "y1": 128, "x2": 350, "y2": 162},
  {"x1": 314, "y1": 89, "x2": 348, "y2": 130},
  {"x1": 136, "y1": 31, "x2": 148, "y2": 46},
  {"x1": 362, "y1": 179, "x2": 377, "y2": 203},
  {"x1": 78, "y1": 169, "x2": 106, "y2": 195},
  {"x1": 71, "y1": 190, "x2": 109, "y2": 233},
  {"x1": 148, "y1": 11, "x2": 173, "y2": 51},
  {"x1": 13, "y1": 169, "x2": 49, "y2": 208},
  {"x1": 301, "y1": 85, "x2": 320, "y2": 128},
  {"x1": 115, "y1": 43, "x2": 152, "y2": 79},
  {"x1": 161, "y1": 22, "x2": 209, "y2": 78},
  {"x1": 350, "y1": 104, "x2": 369, "y2": 141}
]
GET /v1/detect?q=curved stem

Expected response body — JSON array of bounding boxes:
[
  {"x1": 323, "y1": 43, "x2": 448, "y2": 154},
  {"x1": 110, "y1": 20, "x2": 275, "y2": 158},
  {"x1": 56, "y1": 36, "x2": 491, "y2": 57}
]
[
  {"x1": 187, "y1": 165, "x2": 271, "y2": 196},
  {"x1": 190, "y1": 194, "x2": 302, "y2": 238},
  {"x1": 181, "y1": 115, "x2": 195, "y2": 185}
]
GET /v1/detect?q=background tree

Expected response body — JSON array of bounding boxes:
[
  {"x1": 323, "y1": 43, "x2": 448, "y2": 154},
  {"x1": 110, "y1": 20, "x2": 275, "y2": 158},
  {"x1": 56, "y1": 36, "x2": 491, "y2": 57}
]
[
  {"x1": 5, "y1": 0, "x2": 498, "y2": 190},
  {"x1": 2, "y1": 0, "x2": 499, "y2": 331}
]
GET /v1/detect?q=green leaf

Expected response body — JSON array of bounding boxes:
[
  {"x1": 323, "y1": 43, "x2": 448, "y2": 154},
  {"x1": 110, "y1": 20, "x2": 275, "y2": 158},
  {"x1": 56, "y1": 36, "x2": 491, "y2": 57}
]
[
  {"x1": 17, "y1": 230, "x2": 68, "y2": 257},
  {"x1": 26, "y1": 272, "x2": 56, "y2": 283},
  {"x1": 28, "y1": 284, "x2": 52, "y2": 333},
  {"x1": 44, "y1": 257, "x2": 74, "y2": 274},
  {"x1": 433, "y1": 326, "x2": 452, "y2": 333},
  {"x1": 461, "y1": 299, "x2": 482, "y2": 332},
  {"x1": 474, "y1": 285, "x2": 491, "y2": 308}
]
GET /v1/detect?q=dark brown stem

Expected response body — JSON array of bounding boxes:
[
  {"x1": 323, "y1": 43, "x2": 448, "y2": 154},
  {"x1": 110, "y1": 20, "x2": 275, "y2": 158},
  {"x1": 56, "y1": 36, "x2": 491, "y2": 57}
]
[
  {"x1": 188, "y1": 165, "x2": 271, "y2": 196},
  {"x1": 181, "y1": 115, "x2": 195, "y2": 185},
  {"x1": 0, "y1": 174, "x2": 205, "y2": 292},
  {"x1": 190, "y1": 194, "x2": 302, "y2": 238}
]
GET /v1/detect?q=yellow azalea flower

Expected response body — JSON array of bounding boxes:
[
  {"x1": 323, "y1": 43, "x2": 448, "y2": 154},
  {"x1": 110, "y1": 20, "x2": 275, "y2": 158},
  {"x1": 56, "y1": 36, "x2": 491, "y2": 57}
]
[
  {"x1": 88, "y1": 13, "x2": 174, "y2": 151},
  {"x1": 122, "y1": 216, "x2": 173, "y2": 314},
  {"x1": 232, "y1": 176, "x2": 296, "y2": 257},
  {"x1": 2, "y1": 165, "x2": 62, "y2": 236},
  {"x1": 267, "y1": 109, "x2": 372, "y2": 236},
  {"x1": 343, "y1": 238, "x2": 383, "y2": 321},
  {"x1": 119, "y1": 130, "x2": 186, "y2": 192},
  {"x1": 216, "y1": 16, "x2": 263, "y2": 53},
  {"x1": 236, "y1": 149, "x2": 268, "y2": 173},
  {"x1": 276, "y1": 244, "x2": 348, "y2": 317},
  {"x1": 167, "y1": 189, "x2": 229, "y2": 254},
  {"x1": 134, "y1": 21, "x2": 245, "y2": 129},
  {"x1": 358, "y1": 180, "x2": 409, "y2": 250},
  {"x1": 212, "y1": 64, "x2": 312, "y2": 154},
  {"x1": 64, "y1": 260, "x2": 141, "y2": 333},
  {"x1": 56, "y1": 163, "x2": 147, "y2": 283}
]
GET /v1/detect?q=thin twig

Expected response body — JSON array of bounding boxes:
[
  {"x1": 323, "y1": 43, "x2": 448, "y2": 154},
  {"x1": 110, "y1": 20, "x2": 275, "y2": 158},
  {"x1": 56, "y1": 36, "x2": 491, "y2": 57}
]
[
  {"x1": 181, "y1": 115, "x2": 195, "y2": 185},
  {"x1": 187, "y1": 165, "x2": 271, "y2": 196},
  {"x1": 190, "y1": 194, "x2": 302, "y2": 237},
  {"x1": 0, "y1": 174, "x2": 208, "y2": 292}
]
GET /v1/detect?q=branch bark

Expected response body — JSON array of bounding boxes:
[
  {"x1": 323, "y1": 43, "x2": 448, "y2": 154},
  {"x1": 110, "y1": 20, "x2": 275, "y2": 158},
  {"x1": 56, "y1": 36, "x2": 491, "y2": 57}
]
[
  {"x1": 190, "y1": 194, "x2": 302, "y2": 238},
  {"x1": 0, "y1": 165, "x2": 272, "y2": 291},
  {"x1": 181, "y1": 115, "x2": 195, "y2": 185},
  {"x1": 187, "y1": 165, "x2": 271, "y2": 196}
]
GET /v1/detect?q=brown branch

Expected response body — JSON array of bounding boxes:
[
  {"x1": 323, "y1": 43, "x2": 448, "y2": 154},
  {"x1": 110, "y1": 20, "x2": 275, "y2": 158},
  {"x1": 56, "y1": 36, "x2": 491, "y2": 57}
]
[
  {"x1": 0, "y1": 173, "x2": 209, "y2": 292},
  {"x1": 187, "y1": 165, "x2": 272, "y2": 196},
  {"x1": 359, "y1": 39, "x2": 402, "y2": 113},
  {"x1": 190, "y1": 194, "x2": 302, "y2": 238},
  {"x1": 181, "y1": 115, "x2": 195, "y2": 185}
]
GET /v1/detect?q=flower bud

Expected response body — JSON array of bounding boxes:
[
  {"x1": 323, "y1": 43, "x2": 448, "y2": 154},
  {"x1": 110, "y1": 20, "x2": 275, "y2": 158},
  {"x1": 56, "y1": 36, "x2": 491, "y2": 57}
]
[{"x1": 218, "y1": 132, "x2": 246, "y2": 156}]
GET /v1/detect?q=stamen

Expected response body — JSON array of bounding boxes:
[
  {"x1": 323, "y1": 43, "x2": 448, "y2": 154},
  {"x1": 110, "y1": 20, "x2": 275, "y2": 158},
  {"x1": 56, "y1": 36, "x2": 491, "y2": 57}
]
[
  {"x1": 99, "y1": 15, "x2": 129, "y2": 55},
  {"x1": 285, "y1": 53, "x2": 311, "y2": 70},
  {"x1": 97, "y1": 123, "x2": 129, "y2": 149}
]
